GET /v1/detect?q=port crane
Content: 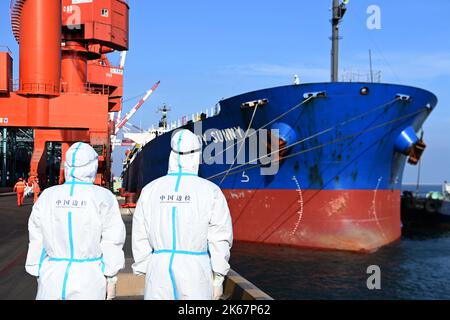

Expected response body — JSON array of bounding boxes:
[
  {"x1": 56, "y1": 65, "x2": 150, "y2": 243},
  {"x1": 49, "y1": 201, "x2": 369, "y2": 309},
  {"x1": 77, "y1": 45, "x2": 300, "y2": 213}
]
[{"x1": 1, "y1": 0, "x2": 130, "y2": 187}]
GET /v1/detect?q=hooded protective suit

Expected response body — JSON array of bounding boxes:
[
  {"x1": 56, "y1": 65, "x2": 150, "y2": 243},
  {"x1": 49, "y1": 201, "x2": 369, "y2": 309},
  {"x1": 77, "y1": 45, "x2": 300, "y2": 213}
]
[
  {"x1": 25, "y1": 142, "x2": 126, "y2": 300},
  {"x1": 132, "y1": 129, "x2": 233, "y2": 300}
]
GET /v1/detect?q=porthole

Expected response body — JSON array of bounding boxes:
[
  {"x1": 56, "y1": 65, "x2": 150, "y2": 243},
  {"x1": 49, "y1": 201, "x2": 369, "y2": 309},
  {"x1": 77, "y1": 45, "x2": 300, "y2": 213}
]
[{"x1": 360, "y1": 87, "x2": 369, "y2": 95}]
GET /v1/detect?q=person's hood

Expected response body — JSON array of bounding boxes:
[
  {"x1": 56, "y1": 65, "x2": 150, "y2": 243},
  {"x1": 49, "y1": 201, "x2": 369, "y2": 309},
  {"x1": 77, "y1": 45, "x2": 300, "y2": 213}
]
[
  {"x1": 64, "y1": 142, "x2": 98, "y2": 183},
  {"x1": 168, "y1": 129, "x2": 202, "y2": 175}
]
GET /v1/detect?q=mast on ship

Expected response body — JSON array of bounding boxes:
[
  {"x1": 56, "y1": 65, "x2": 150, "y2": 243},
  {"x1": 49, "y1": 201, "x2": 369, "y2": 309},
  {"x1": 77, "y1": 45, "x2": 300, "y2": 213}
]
[
  {"x1": 157, "y1": 104, "x2": 171, "y2": 130},
  {"x1": 330, "y1": 0, "x2": 349, "y2": 82}
]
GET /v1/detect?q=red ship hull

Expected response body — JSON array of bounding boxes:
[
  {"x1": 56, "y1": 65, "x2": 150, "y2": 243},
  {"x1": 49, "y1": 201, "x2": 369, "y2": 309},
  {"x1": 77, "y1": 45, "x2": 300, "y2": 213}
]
[{"x1": 224, "y1": 189, "x2": 401, "y2": 252}]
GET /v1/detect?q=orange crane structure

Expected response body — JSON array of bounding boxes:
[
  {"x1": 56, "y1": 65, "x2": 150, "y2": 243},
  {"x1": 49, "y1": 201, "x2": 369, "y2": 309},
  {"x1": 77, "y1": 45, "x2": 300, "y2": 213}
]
[{"x1": 0, "y1": 0, "x2": 129, "y2": 187}]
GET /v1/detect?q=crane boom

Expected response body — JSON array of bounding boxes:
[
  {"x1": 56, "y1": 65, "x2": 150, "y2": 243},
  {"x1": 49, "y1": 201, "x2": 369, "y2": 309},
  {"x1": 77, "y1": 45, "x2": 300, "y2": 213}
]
[
  {"x1": 115, "y1": 110, "x2": 122, "y2": 126},
  {"x1": 115, "y1": 80, "x2": 160, "y2": 135}
]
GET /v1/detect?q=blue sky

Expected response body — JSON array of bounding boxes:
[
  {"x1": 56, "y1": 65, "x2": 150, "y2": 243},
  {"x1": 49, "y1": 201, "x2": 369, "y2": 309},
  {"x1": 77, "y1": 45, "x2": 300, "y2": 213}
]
[{"x1": 1, "y1": 0, "x2": 449, "y2": 184}]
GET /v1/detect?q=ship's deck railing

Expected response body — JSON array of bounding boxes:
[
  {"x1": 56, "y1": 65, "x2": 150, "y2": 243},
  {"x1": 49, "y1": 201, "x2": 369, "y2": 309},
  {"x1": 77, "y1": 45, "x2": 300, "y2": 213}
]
[
  {"x1": 120, "y1": 103, "x2": 222, "y2": 171},
  {"x1": 341, "y1": 70, "x2": 382, "y2": 83},
  {"x1": 150, "y1": 104, "x2": 222, "y2": 132}
]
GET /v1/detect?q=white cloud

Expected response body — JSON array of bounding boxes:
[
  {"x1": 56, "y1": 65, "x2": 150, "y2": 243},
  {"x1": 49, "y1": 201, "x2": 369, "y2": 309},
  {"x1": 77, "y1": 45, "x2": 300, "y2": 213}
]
[
  {"x1": 219, "y1": 63, "x2": 330, "y2": 82},
  {"x1": 343, "y1": 52, "x2": 450, "y2": 82},
  {"x1": 219, "y1": 51, "x2": 450, "y2": 85}
]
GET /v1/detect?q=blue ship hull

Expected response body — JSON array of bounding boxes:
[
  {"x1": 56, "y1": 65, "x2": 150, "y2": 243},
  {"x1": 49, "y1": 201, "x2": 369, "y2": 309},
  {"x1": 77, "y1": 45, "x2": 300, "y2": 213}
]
[{"x1": 122, "y1": 82, "x2": 437, "y2": 251}]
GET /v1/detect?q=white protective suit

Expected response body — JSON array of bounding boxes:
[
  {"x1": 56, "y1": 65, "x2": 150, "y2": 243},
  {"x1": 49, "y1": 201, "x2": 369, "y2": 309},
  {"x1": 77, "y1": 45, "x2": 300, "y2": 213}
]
[
  {"x1": 132, "y1": 129, "x2": 233, "y2": 300},
  {"x1": 25, "y1": 142, "x2": 126, "y2": 300}
]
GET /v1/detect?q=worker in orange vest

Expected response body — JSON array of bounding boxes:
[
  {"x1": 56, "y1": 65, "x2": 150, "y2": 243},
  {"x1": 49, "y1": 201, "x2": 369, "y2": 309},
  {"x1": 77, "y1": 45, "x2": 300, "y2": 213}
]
[
  {"x1": 13, "y1": 178, "x2": 26, "y2": 207},
  {"x1": 32, "y1": 179, "x2": 41, "y2": 204}
]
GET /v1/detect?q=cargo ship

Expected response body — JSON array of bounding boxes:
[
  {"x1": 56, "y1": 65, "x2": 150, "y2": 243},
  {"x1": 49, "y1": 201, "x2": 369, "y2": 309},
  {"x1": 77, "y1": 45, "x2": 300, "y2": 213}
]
[{"x1": 120, "y1": 1, "x2": 438, "y2": 252}]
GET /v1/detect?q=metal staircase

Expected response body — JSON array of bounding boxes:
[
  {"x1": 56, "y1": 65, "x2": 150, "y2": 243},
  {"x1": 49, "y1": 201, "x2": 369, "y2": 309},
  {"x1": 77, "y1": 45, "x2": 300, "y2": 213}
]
[{"x1": 10, "y1": 0, "x2": 25, "y2": 43}]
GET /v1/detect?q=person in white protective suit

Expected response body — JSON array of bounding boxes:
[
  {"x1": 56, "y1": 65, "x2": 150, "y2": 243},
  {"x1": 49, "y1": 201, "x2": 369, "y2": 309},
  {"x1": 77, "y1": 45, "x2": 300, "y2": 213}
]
[
  {"x1": 25, "y1": 142, "x2": 126, "y2": 300},
  {"x1": 132, "y1": 129, "x2": 233, "y2": 300}
]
